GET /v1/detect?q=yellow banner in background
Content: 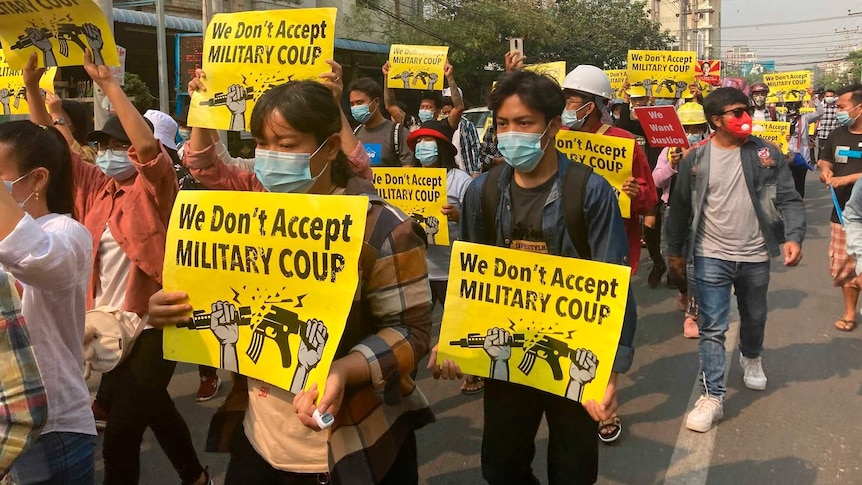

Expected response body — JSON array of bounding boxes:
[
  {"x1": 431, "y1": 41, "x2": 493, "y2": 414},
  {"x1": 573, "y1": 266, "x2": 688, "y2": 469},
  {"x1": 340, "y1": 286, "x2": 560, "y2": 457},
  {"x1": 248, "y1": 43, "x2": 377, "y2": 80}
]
[
  {"x1": 0, "y1": 0, "x2": 119, "y2": 68},
  {"x1": 801, "y1": 107, "x2": 816, "y2": 135},
  {"x1": 372, "y1": 167, "x2": 448, "y2": 245},
  {"x1": 163, "y1": 190, "x2": 367, "y2": 397},
  {"x1": 437, "y1": 241, "x2": 630, "y2": 404},
  {"x1": 0, "y1": 50, "x2": 55, "y2": 115},
  {"x1": 388, "y1": 44, "x2": 449, "y2": 90},
  {"x1": 606, "y1": 69, "x2": 628, "y2": 98},
  {"x1": 763, "y1": 71, "x2": 811, "y2": 100},
  {"x1": 524, "y1": 61, "x2": 566, "y2": 85},
  {"x1": 555, "y1": 130, "x2": 634, "y2": 218},
  {"x1": 754, "y1": 121, "x2": 790, "y2": 135},
  {"x1": 627, "y1": 50, "x2": 697, "y2": 99},
  {"x1": 758, "y1": 131, "x2": 788, "y2": 154},
  {"x1": 188, "y1": 8, "x2": 336, "y2": 131}
]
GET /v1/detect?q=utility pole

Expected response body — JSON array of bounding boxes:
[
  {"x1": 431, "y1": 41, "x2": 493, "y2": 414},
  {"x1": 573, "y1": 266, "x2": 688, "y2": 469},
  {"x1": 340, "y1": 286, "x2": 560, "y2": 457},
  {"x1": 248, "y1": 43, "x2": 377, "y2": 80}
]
[
  {"x1": 156, "y1": 0, "x2": 169, "y2": 113},
  {"x1": 93, "y1": 0, "x2": 113, "y2": 129},
  {"x1": 678, "y1": 0, "x2": 688, "y2": 51}
]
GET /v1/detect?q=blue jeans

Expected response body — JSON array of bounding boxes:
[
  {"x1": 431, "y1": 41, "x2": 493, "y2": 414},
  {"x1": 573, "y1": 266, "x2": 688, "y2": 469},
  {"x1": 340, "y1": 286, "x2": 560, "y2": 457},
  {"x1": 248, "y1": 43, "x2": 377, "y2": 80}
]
[
  {"x1": 694, "y1": 256, "x2": 771, "y2": 401},
  {"x1": 11, "y1": 431, "x2": 96, "y2": 484}
]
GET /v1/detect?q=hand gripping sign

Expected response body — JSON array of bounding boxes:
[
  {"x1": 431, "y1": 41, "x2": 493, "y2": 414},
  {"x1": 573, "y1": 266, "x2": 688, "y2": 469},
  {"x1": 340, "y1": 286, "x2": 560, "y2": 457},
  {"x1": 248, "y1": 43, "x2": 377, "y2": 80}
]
[
  {"x1": 555, "y1": 130, "x2": 635, "y2": 218},
  {"x1": 437, "y1": 242, "x2": 630, "y2": 404},
  {"x1": 163, "y1": 190, "x2": 367, "y2": 397},
  {"x1": 0, "y1": 0, "x2": 119, "y2": 68},
  {"x1": 188, "y1": 8, "x2": 336, "y2": 131}
]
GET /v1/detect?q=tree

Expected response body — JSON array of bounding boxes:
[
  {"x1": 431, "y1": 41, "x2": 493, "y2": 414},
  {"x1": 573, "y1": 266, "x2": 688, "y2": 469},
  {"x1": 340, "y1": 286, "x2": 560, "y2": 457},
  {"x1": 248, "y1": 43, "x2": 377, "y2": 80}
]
[{"x1": 344, "y1": 0, "x2": 672, "y2": 102}]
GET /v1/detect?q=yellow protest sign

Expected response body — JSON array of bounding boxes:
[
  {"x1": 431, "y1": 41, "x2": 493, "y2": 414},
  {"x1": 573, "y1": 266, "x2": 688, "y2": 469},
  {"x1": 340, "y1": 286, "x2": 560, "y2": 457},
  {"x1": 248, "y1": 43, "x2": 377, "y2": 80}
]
[
  {"x1": 627, "y1": 50, "x2": 697, "y2": 99},
  {"x1": 0, "y1": 50, "x2": 55, "y2": 115},
  {"x1": 524, "y1": 61, "x2": 566, "y2": 85},
  {"x1": 763, "y1": 71, "x2": 811, "y2": 100},
  {"x1": 163, "y1": 190, "x2": 367, "y2": 396},
  {"x1": 437, "y1": 241, "x2": 630, "y2": 404},
  {"x1": 606, "y1": 69, "x2": 628, "y2": 98},
  {"x1": 388, "y1": 44, "x2": 449, "y2": 90},
  {"x1": 555, "y1": 130, "x2": 634, "y2": 218},
  {"x1": 758, "y1": 131, "x2": 788, "y2": 154},
  {"x1": 754, "y1": 121, "x2": 790, "y2": 135},
  {"x1": 372, "y1": 167, "x2": 448, "y2": 245},
  {"x1": 188, "y1": 8, "x2": 336, "y2": 131},
  {"x1": 0, "y1": 0, "x2": 119, "y2": 68}
]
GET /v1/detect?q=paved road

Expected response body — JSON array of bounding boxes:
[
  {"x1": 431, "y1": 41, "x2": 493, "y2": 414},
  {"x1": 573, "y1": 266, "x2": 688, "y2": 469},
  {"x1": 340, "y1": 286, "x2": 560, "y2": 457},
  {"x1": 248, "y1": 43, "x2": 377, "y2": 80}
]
[{"x1": 90, "y1": 177, "x2": 862, "y2": 484}]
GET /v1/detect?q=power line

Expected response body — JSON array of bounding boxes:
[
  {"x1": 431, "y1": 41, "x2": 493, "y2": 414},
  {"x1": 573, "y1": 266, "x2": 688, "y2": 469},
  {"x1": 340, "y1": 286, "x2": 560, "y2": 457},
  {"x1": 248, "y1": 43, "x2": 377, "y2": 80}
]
[{"x1": 722, "y1": 15, "x2": 849, "y2": 30}]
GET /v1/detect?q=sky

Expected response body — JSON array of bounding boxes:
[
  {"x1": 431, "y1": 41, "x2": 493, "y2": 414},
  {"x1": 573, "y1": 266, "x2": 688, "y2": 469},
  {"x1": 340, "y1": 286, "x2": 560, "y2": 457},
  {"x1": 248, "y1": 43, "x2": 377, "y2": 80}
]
[{"x1": 720, "y1": 0, "x2": 862, "y2": 70}]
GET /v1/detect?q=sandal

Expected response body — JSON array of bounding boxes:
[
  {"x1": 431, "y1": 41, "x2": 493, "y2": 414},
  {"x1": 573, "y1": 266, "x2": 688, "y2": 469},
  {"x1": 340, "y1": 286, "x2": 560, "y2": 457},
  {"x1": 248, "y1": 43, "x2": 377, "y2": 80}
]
[
  {"x1": 460, "y1": 375, "x2": 485, "y2": 395},
  {"x1": 835, "y1": 318, "x2": 856, "y2": 332},
  {"x1": 598, "y1": 414, "x2": 622, "y2": 444}
]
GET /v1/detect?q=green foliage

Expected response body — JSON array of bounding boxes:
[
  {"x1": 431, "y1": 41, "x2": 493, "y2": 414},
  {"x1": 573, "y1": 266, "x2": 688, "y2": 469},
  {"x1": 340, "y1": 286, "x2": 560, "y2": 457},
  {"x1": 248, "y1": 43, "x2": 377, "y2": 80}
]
[
  {"x1": 122, "y1": 72, "x2": 153, "y2": 113},
  {"x1": 345, "y1": 0, "x2": 672, "y2": 100}
]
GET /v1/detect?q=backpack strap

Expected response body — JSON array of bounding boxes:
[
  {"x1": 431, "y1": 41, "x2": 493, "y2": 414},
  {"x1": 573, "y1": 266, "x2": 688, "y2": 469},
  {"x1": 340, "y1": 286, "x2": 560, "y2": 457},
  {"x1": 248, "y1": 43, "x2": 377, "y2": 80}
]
[
  {"x1": 392, "y1": 122, "x2": 403, "y2": 158},
  {"x1": 480, "y1": 164, "x2": 506, "y2": 245},
  {"x1": 562, "y1": 162, "x2": 593, "y2": 259},
  {"x1": 596, "y1": 123, "x2": 612, "y2": 135},
  {"x1": 353, "y1": 124, "x2": 363, "y2": 135}
]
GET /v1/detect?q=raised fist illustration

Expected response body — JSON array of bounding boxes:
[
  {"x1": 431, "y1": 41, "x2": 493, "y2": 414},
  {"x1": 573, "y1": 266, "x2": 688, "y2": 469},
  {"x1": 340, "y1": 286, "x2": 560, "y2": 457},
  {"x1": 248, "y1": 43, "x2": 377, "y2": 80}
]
[
  {"x1": 569, "y1": 348, "x2": 598, "y2": 385},
  {"x1": 296, "y1": 318, "x2": 328, "y2": 370},
  {"x1": 483, "y1": 327, "x2": 512, "y2": 362},
  {"x1": 210, "y1": 300, "x2": 239, "y2": 345},
  {"x1": 82, "y1": 23, "x2": 105, "y2": 64}
]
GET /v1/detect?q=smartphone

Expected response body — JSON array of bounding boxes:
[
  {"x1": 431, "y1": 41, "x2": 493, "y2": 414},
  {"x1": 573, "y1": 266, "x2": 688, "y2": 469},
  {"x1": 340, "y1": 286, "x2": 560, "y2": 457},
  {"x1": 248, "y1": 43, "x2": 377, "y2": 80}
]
[{"x1": 509, "y1": 37, "x2": 524, "y2": 56}]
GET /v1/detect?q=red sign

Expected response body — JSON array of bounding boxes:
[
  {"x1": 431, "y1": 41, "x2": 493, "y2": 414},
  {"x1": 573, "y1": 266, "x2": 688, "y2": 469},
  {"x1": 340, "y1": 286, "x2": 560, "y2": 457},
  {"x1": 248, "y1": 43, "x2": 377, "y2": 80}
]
[
  {"x1": 695, "y1": 59, "x2": 721, "y2": 86},
  {"x1": 634, "y1": 106, "x2": 689, "y2": 148}
]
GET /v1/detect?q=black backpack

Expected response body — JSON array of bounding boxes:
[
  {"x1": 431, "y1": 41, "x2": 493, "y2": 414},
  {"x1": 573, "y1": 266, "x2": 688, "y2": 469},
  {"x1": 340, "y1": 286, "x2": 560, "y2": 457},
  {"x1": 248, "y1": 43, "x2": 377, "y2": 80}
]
[{"x1": 480, "y1": 162, "x2": 593, "y2": 259}]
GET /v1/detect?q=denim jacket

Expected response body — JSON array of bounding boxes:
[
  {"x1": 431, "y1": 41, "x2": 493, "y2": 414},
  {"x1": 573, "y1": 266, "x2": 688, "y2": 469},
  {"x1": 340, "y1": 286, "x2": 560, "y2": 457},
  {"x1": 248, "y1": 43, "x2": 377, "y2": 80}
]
[
  {"x1": 461, "y1": 151, "x2": 638, "y2": 373},
  {"x1": 666, "y1": 137, "x2": 806, "y2": 261}
]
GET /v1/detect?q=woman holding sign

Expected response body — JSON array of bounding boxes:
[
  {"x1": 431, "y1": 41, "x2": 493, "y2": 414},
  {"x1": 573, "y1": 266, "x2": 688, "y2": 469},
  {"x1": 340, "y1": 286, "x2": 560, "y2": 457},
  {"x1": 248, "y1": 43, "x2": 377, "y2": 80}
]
[
  {"x1": 150, "y1": 63, "x2": 433, "y2": 484},
  {"x1": 23, "y1": 51, "x2": 210, "y2": 485}
]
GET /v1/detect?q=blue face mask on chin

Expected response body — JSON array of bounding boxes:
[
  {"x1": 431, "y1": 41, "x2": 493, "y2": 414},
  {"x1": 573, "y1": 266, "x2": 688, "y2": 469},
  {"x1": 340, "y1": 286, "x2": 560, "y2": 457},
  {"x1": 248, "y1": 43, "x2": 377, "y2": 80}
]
[
  {"x1": 496, "y1": 125, "x2": 551, "y2": 173},
  {"x1": 253, "y1": 138, "x2": 330, "y2": 193},
  {"x1": 415, "y1": 140, "x2": 439, "y2": 166}
]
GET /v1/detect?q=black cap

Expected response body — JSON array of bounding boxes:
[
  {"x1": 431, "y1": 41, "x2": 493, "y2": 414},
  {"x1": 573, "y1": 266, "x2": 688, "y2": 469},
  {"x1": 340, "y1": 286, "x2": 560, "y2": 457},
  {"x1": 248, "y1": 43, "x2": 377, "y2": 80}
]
[{"x1": 86, "y1": 114, "x2": 154, "y2": 145}]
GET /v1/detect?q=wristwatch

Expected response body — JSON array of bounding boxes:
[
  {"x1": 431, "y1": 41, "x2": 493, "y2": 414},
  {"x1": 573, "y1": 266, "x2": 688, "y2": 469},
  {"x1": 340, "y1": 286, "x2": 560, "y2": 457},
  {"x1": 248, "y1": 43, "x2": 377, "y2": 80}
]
[{"x1": 53, "y1": 117, "x2": 67, "y2": 126}]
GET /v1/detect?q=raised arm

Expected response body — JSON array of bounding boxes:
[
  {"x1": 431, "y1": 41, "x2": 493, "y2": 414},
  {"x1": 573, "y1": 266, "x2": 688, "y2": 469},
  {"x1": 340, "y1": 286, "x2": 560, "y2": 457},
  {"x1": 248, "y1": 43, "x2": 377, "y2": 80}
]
[
  {"x1": 445, "y1": 62, "x2": 464, "y2": 130},
  {"x1": 21, "y1": 53, "x2": 52, "y2": 127},
  {"x1": 83, "y1": 49, "x2": 160, "y2": 163},
  {"x1": 320, "y1": 60, "x2": 371, "y2": 180},
  {"x1": 381, "y1": 61, "x2": 406, "y2": 123}
]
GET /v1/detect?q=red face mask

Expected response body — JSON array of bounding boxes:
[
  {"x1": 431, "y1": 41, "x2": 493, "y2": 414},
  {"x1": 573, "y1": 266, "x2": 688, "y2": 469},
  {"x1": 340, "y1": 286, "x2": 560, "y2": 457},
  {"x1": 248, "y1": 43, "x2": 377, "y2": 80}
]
[{"x1": 725, "y1": 112, "x2": 753, "y2": 138}]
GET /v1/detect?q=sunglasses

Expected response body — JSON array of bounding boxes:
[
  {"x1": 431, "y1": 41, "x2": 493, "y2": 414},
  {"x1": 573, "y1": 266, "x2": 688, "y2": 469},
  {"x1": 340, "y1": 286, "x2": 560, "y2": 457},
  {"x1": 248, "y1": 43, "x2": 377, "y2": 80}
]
[{"x1": 720, "y1": 107, "x2": 754, "y2": 118}]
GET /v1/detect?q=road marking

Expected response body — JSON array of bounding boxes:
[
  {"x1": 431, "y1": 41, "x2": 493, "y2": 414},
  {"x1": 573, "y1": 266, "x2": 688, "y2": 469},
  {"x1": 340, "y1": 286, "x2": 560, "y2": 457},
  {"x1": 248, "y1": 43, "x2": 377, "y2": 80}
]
[{"x1": 664, "y1": 318, "x2": 740, "y2": 485}]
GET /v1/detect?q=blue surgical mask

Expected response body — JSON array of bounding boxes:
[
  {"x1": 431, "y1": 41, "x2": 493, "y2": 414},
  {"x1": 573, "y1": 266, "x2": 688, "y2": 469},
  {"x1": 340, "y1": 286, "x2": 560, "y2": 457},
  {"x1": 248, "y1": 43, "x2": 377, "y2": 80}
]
[
  {"x1": 415, "y1": 140, "x2": 439, "y2": 166},
  {"x1": 178, "y1": 128, "x2": 191, "y2": 141},
  {"x1": 351, "y1": 102, "x2": 375, "y2": 124},
  {"x1": 3, "y1": 170, "x2": 35, "y2": 208},
  {"x1": 686, "y1": 132, "x2": 705, "y2": 146},
  {"x1": 96, "y1": 149, "x2": 137, "y2": 180},
  {"x1": 496, "y1": 125, "x2": 551, "y2": 173},
  {"x1": 824, "y1": 96, "x2": 837, "y2": 104},
  {"x1": 253, "y1": 139, "x2": 329, "y2": 193},
  {"x1": 561, "y1": 103, "x2": 592, "y2": 130},
  {"x1": 836, "y1": 106, "x2": 860, "y2": 126},
  {"x1": 418, "y1": 109, "x2": 435, "y2": 123}
]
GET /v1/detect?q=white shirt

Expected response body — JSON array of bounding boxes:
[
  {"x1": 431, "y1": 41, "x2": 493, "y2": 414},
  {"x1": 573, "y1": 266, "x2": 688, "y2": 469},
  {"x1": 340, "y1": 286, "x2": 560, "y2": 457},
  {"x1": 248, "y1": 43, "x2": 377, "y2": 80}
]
[
  {"x1": 96, "y1": 225, "x2": 147, "y2": 329},
  {"x1": 0, "y1": 213, "x2": 96, "y2": 436}
]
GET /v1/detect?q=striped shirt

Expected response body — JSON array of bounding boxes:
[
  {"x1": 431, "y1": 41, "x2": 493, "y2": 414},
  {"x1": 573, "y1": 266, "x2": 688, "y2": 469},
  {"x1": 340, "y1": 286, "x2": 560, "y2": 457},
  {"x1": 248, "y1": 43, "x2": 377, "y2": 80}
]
[{"x1": 0, "y1": 271, "x2": 47, "y2": 476}]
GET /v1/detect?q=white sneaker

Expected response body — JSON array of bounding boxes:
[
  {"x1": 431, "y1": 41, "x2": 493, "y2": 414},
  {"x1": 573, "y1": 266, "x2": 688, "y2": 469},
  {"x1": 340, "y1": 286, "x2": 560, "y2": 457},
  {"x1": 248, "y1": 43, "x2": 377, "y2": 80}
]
[
  {"x1": 740, "y1": 355, "x2": 767, "y2": 390},
  {"x1": 685, "y1": 395, "x2": 723, "y2": 433}
]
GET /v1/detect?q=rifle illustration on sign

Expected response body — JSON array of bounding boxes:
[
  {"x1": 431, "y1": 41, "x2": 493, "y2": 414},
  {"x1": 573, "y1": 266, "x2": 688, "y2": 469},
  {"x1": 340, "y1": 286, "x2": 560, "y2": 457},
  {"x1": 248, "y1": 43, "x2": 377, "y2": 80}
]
[
  {"x1": 175, "y1": 298, "x2": 328, "y2": 394},
  {"x1": 11, "y1": 23, "x2": 107, "y2": 67},
  {"x1": 451, "y1": 327, "x2": 599, "y2": 401}
]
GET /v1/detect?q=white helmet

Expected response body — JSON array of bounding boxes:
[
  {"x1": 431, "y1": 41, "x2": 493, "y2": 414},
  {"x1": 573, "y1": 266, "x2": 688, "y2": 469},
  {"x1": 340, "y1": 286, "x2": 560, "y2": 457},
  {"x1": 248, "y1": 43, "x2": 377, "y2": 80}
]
[{"x1": 562, "y1": 65, "x2": 613, "y2": 100}]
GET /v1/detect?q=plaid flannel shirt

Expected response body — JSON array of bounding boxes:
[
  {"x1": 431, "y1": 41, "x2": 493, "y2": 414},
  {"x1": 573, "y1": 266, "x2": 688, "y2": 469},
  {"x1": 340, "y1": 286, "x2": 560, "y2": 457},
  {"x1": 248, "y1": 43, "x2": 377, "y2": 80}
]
[
  {"x1": 478, "y1": 123, "x2": 502, "y2": 171},
  {"x1": 0, "y1": 272, "x2": 47, "y2": 477},
  {"x1": 458, "y1": 117, "x2": 482, "y2": 175},
  {"x1": 186, "y1": 145, "x2": 434, "y2": 484},
  {"x1": 817, "y1": 104, "x2": 839, "y2": 140}
]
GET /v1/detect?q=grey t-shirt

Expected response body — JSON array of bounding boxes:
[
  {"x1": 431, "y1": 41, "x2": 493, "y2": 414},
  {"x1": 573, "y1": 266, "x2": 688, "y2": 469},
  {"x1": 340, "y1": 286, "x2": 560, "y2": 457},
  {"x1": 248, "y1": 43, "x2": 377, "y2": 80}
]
[
  {"x1": 356, "y1": 119, "x2": 415, "y2": 167},
  {"x1": 696, "y1": 142, "x2": 769, "y2": 262}
]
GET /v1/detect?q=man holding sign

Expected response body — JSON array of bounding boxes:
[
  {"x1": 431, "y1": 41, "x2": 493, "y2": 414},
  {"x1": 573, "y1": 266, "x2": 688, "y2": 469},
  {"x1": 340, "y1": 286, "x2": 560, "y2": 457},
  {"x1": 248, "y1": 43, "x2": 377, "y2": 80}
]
[{"x1": 432, "y1": 69, "x2": 637, "y2": 484}]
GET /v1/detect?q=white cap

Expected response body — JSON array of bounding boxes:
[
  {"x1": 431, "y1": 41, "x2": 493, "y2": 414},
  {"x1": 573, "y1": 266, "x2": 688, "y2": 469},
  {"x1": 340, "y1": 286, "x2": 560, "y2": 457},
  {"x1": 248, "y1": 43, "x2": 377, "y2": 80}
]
[
  {"x1": 143, "y1": 109, "x2": 178, "y2": 150},
  {"x1": 442, "y1": 86, "x2": 463, "y2": 97},
  {"x1": 561, "y1": 65, "x2": 613, "y2": 100}
]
